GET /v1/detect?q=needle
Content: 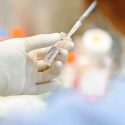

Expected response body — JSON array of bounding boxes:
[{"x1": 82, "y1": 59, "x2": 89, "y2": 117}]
[{"x1": 67, "y1": 0, "x2": 97, "y2": 37}]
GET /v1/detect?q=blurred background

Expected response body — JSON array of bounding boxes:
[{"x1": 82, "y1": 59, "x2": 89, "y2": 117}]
[
  {"x1": 0, "y1": 0, "x2": 125, "y2": 125},
  {"x1": 0, "y1": 0, "x2": 84, "y2": 37}
]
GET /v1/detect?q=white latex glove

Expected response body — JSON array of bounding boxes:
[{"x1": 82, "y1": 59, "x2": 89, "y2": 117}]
[{"x1": 0, "y1": 33, "x2": 74, "y2": 96}]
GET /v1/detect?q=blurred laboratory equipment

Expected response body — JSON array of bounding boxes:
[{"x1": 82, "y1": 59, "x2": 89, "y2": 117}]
[
  {"x1": 61, "y1": 28, "x2": 113, "y2": 99},
  {"x1": 75, "y1": 28, "x2": 113, "y2": 98}
]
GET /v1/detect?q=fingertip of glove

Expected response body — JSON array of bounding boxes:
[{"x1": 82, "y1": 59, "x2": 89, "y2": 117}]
[
  {"x1": 60, "y1": 48, "x2": 68, "y2": 56},
  {"x1": 66, "y1": 41, "x2": 74, "y2": 51},
  {"x1": 70, "y1": 41, "x2": 75, "y2": 49},
  {"x1": 60, "y1": 32, "x2": 67, "y2": 39},
  {"x1": 54, "y1": 61, "x2": 63, "y2": 68},
  {"x1": 52, "y1": 33, "x2": 62, "y2": 38}
]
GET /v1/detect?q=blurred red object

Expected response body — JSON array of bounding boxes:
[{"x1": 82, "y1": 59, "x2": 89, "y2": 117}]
[
  {"x1": 10, "y1": 27, "x2": 27, "y2": 38},
  {"x1": 67, "y1": 51, "x2": 76, "y2": 64}
]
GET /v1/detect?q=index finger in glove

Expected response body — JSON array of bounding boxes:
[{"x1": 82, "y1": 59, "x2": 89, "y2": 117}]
[
  {"x1": 24, "y1": 33, "x2": 62, "y2": 52},
  {"x1": 35, "y1": 40, "x2": 73, "y2": 60},
  {"x1": 36, "y1": 47, "x2": 68, "y2": 61}
]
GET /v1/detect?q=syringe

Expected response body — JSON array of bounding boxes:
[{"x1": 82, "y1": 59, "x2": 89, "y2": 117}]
[{"x1": 43, "y1": 1, "x2": 97, "y2": 70}]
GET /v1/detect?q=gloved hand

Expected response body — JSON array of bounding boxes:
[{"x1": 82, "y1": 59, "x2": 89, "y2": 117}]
[{"x1": 0, "y1": 33, "x2": 74, "y2": 96}]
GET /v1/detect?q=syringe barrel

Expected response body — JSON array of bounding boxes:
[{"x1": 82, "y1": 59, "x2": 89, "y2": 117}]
[{"x1": 43, "y1": 46, "x2": 60, "y2": 66}]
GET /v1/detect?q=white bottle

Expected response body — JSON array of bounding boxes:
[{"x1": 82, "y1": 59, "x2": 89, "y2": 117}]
[{"x1": 75, "y1": 28, "x2": 113, "y2": 98}]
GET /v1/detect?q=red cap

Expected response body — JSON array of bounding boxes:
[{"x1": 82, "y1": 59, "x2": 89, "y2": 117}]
[
  {"x1": 10, "y1": 27, "x2": 27, "y2": 38},
  {"x1": 67, "y1": 51, "x2": 76, "y2": 64}
]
